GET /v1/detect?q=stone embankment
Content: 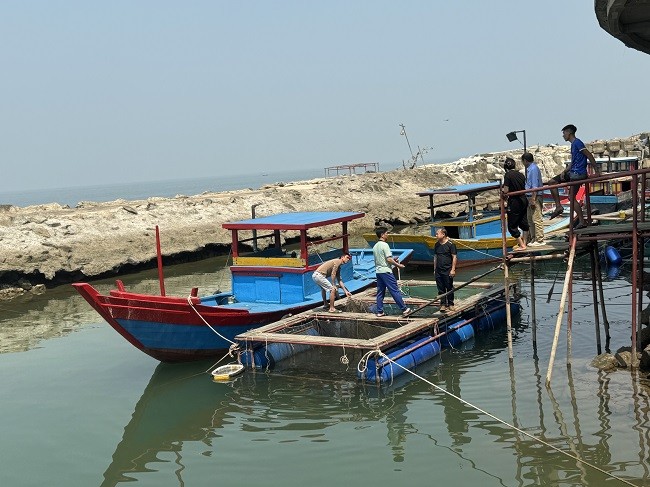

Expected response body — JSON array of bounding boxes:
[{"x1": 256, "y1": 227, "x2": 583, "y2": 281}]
[{"x1": 1, "y1": 133, "x2": 648, "y2": 301}]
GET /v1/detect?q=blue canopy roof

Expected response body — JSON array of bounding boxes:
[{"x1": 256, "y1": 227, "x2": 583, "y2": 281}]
[
  {"x1": 223, "y1": 211, "x2": 364, "y2": 230},
  {"x1": 417, "y1": 182, "x2": 500, "y2": 197}
]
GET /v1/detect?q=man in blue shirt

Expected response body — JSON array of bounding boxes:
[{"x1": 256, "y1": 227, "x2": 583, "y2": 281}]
[
  {"x1": 522, "y1": 152, "x2": 545, "y2": 245},
  {"x1": 372, "y1": 226, "x2": 410, "y2": 317},
  {"x1": 548, "y1": 124, "x2": 599, "y2": 228}
]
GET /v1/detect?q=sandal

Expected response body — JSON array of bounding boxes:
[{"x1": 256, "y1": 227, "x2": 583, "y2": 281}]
[{"x1": 549, "y1": 207, "x2": 564, "y2": 219}]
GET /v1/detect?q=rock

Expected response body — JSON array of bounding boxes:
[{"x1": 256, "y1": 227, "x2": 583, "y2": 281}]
[
  {"x1": 614, "y1": 347, "x2": 641, "y2": 369},
  {"x1": 122, "y1": 206, "x2": 138, "y2": 215},
  {"x1": 590, "y1": 353, "x2": 619, "y2": 371}
]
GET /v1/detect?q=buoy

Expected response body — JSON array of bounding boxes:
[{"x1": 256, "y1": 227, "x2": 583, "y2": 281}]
[
  {"x1": 211, "y1": 363, "x2": 245, "y2": 381},
  {"x1": 605, "y1": 245, "x2": 622, "y2": 266}
]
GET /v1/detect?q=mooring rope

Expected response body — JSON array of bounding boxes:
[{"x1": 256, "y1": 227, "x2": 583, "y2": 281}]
[
  {"x1": 378, "y1": 352, "x2": 638, "y2": 487},
  {"x1": 187, "y1": 296, "x2": 236, "y2": 345},
  {"x1": 450, "y1": 238, "x2": 504, "y2": 261}
]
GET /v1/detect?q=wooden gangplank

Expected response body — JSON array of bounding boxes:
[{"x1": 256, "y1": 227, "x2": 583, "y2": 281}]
[{"x1": 235, "y1": 284, "x2": 509, "y2": 351}]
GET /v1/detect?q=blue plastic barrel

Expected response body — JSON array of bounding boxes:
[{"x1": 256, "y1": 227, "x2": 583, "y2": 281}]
[
  {"x1": 605, "y1": 245, "x2": 622, "y2": 265},
  {"x1": 440, "y1": 323, "x2": 474, "y2": 348},
  {"x1": 410, "y1": 337, "x2": 442, "y2": 366},
  {"x1": 361, "y1": 348, "x2": 416, "y2": 383},
  {"x1": 240, "y1": 327, "x2": 319, "y2": 369}
]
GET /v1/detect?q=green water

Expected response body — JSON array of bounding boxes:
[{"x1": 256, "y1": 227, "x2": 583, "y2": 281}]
[{"x1": 0, "y1": 256, "x2": 648, "y2": 487}]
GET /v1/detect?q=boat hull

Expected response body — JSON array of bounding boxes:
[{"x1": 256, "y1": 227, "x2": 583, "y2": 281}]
[{"x1": 363, "y1": 234, "x2": 515, "y2": 266}]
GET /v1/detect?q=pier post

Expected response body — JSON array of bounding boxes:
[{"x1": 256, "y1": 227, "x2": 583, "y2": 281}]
[
  {"x1": 631, "y1": 173, "x2": 639, "y2": 361},
  {"x1": 546, "y1": 235, "x2": 577, "y2": 386},
  {"x1": 589, "y1": 243, "x2": 603, "y2": 355},
  {"x1": 530, "y1": 260, "x2": 537, "y2": 348},
  {"x1": 593, "y1": 244, "x2": 610, "y2": 347},
  {"x1": 499, "y1": 185, "x2": 514, "y2": 361}
]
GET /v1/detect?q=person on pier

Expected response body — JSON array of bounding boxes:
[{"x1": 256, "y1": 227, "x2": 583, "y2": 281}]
[
  {"x1": 372, "y1": 227, "x2": 410, "y2": 317},
  {"x1": 312, "y1": 253, "x2": 352, "y2": 312},
  {"x1": 434, "y1": 227, "x2": 457, "y2": 312},
  {"x1": 522, "y1": 152, "x2": 545, "y2": 246},
  {"x1": 501, "y1": 157, "x2": 529, "y2": 251},
  {"x1": 548, "y1": 124, "x2": 600, "y2": 228}
]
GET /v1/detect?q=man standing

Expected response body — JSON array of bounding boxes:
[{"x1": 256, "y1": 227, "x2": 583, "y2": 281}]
[
  {"x1": 372, "y1": 227, "x2": 410, "y2": 317},
  {"x1": 433, "y1": 228, "x2": 457, "y2": 312},
  {"x1": 548, "y1": 124, "x2": 600, "y2": 228},
  {"x1": 501, "y1": 157, "x2": 529, "y2": 251},
  {"x1": 522, "y1": 152, "x2": 545, "y2": 246},
  {"x1": 312, "y1": 253, "x2": 352, "y2": 312}
]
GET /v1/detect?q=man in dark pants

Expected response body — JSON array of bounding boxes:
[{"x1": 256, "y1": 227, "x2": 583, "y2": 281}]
[
  {"x1": 501, "y1": 156, "x2": 529, "y2": 251},
  {"x1": 433, "y1": 227, "x2": 457, "y2": 312}
]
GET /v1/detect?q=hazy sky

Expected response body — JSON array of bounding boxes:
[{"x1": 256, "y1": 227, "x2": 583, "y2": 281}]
[{"x1": 2, "y1": 1, "x2": 649, "y2": 191}]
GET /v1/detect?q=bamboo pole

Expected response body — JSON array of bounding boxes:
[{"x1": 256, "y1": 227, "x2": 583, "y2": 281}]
[
  {"x1": 632, "y1": 173, "x2": 639, "y2": 361},
  {"x1": 593, "y1": 244, "x2": 610, "y2": 346},
  {"x1": 546, "y1": 234, "x2": 577, "y2": 386},
  {"x1": 567, "y1": 263, "x2": 573, "y2": 362},
  {"x1": 500, "y1": 184, "x2": 513, "y2": 361}
]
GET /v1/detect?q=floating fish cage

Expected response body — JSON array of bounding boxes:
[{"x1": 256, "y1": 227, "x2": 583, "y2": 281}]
[{"x1": 236, "y1": 282, "x2": 520, "y2": 384}]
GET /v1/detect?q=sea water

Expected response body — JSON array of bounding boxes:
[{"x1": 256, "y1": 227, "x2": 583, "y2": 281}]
[{"x1": 0, "y1": 256, "x2": 648, "y2": 487}]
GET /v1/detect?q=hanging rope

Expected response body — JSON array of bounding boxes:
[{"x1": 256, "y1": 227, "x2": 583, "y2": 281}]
[
  {"x1": 187, "y1": 296, "x2": 236, "y2": 345},
  {"x1": 450, "y1": 238, "x2": 504, "y2": 261},
  {"x1": 378, "y1": 352, "x2": 638, "y2": 487}
]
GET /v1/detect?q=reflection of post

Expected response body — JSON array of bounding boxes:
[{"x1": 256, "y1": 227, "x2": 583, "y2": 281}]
[
  {"x1": 593, "y1": 243, "x2": 610, "y2": 349},
  {"x1": 508, "y1": 360, "x2": 525, "y2": 485},
  {"x1": 546, "y1": 385, "x2": 588, "y2": 484},
  {"x1": 631, "y1": 370, "x2": 650, "y2": 479}
]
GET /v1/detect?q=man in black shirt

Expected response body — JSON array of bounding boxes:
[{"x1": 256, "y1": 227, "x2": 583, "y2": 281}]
[
  {"x1": 434, "y1": 227, "x2": 457, "y2": 312},
  {"x1": 501, "y1": 157, "x2": 529, "y2": 251}
]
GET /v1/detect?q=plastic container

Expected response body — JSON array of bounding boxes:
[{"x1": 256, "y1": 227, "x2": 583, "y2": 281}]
[{"x1": 605, "y1": 245, "x2": 622, "y2": 265}]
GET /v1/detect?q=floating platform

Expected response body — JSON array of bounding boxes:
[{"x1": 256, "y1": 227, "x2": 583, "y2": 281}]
[{"x1": 235, "y1": 282, "x2": 520, "y2": 383}]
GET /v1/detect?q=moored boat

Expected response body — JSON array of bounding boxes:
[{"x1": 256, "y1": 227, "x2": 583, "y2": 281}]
[
  {"x1": 364, "y1": 183, "x2": 569, "y2": 266},
  {"x1": 73, "y1": 211, "x2": 414, "y2": 363}
]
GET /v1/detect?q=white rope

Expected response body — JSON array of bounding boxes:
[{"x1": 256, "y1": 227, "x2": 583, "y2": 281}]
[
  {"x1": 357, "y1": 350, "x2": 379, "y2": 374},
  {"x1": 378, "y1": 352, "x2": 638, "y2": 487},
  {"x1": 450, "y1": 238, "x2": 503, "y2": 260},
  {"x1": 187, "y1": 296, "x2": 236, "y2": 345},
  {"x1": 340, "y1": 344, "x2": 349, "y2": 370}
]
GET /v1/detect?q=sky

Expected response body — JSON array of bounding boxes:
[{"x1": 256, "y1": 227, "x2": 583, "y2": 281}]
[{"x1": 2, "y1": 1, "x2": 650, "y2": 191}]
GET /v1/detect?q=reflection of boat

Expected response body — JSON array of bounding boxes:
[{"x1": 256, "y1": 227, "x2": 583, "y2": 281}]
[
  {"x1": 74, "y1": 212, "x2": 414, "y2": 362},
  {"x1": 100, "y1": 362, "x2": 235, "y2": 486},
  {"x1": 364, "y1": 183, "x2": 569, "y2": 266}
]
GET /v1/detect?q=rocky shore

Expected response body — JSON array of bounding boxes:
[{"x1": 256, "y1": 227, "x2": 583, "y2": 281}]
[{"x1": 1, "y1": 132, "x2": 648, "y2": 300}]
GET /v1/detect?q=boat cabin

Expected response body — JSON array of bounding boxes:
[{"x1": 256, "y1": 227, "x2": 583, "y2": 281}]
[
  {"x1": 417, "y1": 183, "x2": 502, "y2": 239},
  {"x1": 222, "y1": 211, "x2": 364, "y2": 305}
]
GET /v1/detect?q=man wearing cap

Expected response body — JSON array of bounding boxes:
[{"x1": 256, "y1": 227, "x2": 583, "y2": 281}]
[{"x1": 312, "y1": 253, "x2": 352, "y2": 313}]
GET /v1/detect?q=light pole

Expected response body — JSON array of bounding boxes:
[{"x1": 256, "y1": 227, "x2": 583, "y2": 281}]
[
  {"x1": 399, "y1": 123, "x2": 415, "y2": 160},
  {"x1": 506, "y1": 130, "x2": 527, "y2": 153}
]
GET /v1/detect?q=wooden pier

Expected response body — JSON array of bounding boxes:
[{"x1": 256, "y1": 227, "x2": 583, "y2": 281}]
[{"x1": 501, "y1": 163, "x2": 650, "y2": 384}]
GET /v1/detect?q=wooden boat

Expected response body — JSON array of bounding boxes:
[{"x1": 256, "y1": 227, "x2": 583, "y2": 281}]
[
  {"x1": 364, "y1": 183, "x2": 569, "y2": 267},
  {"x1": 236, "y1": 274, "x2": 521, "y2": 383},
  {"x1": 73, "y1": 211, "x2": 414, "y2": 363}
]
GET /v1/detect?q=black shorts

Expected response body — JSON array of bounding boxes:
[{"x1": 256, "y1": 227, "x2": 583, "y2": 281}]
[
  {"x1": 551, "y1": 171, "x2": 587, "y2": 183},
  {"x1": 507, "y1": 197, "x2": 529, "y2": 238}
]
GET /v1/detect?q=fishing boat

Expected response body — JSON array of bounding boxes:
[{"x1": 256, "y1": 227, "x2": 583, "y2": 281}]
[
  {"x1": 364, "y1": 182, "x2": 569, "y2": 266},
  {"x1": 73, "y1": 211, "x2": 414, "y2": 363}
]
